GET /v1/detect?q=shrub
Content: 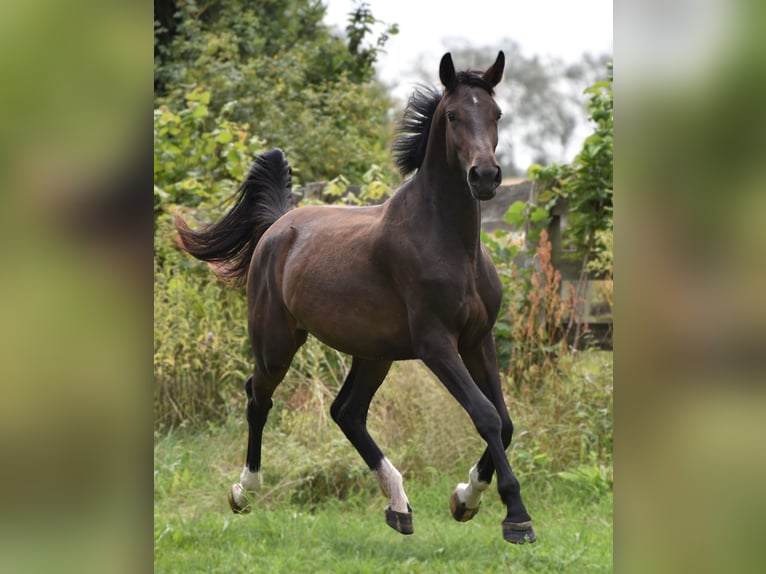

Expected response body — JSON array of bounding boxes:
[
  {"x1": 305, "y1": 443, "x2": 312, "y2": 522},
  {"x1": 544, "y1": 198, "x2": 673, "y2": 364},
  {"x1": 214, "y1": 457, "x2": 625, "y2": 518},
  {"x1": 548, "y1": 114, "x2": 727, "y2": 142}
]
[{"x1": 154, "y1": 215, "x2": 252, "y2": 429}]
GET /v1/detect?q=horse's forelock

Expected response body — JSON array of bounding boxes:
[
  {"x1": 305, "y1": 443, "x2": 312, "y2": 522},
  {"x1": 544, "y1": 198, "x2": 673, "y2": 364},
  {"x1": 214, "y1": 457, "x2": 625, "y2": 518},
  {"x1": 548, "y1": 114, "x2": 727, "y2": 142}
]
[{"x1": 454, "y1": 71, "x2": 495, "y2": 95}]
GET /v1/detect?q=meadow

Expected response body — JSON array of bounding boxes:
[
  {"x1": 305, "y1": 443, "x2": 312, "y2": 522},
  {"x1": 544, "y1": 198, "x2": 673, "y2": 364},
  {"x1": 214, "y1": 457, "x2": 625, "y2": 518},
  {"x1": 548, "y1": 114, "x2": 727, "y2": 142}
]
[{"x1": 154, "y1": 353, "x2": 612, "y2": 573}]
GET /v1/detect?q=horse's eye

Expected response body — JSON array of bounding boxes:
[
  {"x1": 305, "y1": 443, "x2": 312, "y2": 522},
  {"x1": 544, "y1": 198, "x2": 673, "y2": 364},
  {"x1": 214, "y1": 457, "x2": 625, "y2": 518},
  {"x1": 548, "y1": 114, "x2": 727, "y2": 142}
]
[
  {"x1": 497, "y1": 111, "x2": 503, "y2": 120},
  {"x1": 446, "y1": 111, "x2": 456, "y2": 122}
]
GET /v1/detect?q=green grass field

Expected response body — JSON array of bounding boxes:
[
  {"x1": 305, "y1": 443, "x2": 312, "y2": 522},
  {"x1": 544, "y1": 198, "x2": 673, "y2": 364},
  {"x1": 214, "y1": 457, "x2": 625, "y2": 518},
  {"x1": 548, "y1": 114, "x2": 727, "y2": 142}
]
[{"x1": 155, "y1": 420, "x2": 612, "y2": 573}]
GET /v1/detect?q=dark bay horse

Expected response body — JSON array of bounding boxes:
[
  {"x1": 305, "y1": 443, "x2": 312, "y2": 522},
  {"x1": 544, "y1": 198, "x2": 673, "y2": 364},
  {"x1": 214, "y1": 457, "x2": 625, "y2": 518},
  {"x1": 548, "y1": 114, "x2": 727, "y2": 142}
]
[{"x1": 175, "y1": 51, "x2": 535, "y2": 544}]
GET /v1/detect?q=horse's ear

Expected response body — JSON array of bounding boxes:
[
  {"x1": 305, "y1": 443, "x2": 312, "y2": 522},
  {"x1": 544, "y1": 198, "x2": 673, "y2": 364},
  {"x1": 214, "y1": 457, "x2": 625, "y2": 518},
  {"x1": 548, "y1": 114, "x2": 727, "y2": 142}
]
[
  {"x1": 482, "y1": 51, "x2": 505, "y2": 87},
  {"x1": 439, "y1": 52, "x2": 457, "y2": 91}
]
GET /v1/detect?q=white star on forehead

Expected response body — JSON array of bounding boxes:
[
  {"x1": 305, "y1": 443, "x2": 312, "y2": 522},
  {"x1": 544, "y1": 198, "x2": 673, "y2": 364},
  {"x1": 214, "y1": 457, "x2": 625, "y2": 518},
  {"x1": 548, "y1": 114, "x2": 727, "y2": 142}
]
[{"x1": 472, "y1": 95, "x2": 479, "y2": 105}]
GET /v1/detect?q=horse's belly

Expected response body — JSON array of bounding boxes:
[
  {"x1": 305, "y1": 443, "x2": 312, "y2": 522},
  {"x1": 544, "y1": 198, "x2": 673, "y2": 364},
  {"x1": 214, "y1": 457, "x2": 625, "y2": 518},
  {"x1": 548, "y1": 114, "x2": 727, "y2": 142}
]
[
  {"x1": 291, "y1": 289, "x2": 414, "y2": 360},
  {"x1": 308, "y1": 316, "x2": 415, "y2": 361}
]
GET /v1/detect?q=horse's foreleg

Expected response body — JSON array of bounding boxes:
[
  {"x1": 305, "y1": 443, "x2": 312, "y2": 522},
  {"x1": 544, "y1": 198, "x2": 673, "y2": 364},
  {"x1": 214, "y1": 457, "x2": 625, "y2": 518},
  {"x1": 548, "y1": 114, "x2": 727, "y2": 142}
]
[
  {"x1": 421, "y1": 336, "x2": 535, "y2": 544},
  {"x1": 330, "y1": 358, "x2": 413, "y2": 534},
  {"x1": 449, "y1": 335, "x2": 513, "y2": 522}
]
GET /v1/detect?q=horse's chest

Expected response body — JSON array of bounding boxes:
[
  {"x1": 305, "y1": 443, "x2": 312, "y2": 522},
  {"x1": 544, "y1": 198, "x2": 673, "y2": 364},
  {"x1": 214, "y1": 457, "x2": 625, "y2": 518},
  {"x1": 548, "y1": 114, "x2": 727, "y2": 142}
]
[
  {"x1": 423, "y1": 273, "x2": 497, "y2": 334},
  {"x1": 457, "y1": 288, "x2": 494, "y2": 335},
  {"x1": 457, "y1": 267, "x2": 502, "y2": 338}
]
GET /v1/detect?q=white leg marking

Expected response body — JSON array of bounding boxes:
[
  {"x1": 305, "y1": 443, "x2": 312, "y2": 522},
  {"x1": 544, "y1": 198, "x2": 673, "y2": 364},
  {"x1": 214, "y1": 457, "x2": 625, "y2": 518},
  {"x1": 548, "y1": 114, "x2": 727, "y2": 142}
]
[
  {"x1": 455, "y1": 464, "x2": 489, "y2": 509},
  {"x1": 375, "y1": 458, "x2": 410, "y2": 513},
  {"x1": 231, "y1": 466, "x2": 262, "y2": 508},
  {"x1": 239, "y1": 466, "x2": 263, "y2": 491}
]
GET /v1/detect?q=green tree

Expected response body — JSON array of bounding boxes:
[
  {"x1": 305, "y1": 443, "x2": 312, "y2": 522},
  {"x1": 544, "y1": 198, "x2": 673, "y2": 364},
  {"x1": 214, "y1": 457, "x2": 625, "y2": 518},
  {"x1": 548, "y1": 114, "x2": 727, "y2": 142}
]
[{"x1": 154, "y1": 0, "x2": 398, "y2": 185}]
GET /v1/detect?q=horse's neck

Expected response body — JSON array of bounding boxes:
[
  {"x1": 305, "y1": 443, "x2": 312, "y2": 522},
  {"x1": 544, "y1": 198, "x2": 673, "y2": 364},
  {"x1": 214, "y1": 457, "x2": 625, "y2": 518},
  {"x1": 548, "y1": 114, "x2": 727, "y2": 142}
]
[{"x1": 410, "y1": 166, "x2": 483, "y2": 258}]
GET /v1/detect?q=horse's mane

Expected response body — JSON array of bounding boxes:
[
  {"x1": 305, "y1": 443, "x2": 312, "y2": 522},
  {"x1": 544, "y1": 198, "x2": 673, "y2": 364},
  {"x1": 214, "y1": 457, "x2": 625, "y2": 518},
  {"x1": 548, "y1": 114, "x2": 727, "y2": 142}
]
[{"x1": 392, "y1": 71, "x2": 496, "y2": 176}]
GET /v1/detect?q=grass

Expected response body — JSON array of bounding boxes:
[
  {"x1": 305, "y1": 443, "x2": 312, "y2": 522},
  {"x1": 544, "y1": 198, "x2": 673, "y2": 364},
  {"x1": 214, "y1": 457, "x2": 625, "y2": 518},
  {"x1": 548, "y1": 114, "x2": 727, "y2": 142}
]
[
  {"x1": 155, "y1": 409, "x2": 612, "y2": 573},
  {"x1": 155, "y1": 486, "x2": 611, "y2": 573}
]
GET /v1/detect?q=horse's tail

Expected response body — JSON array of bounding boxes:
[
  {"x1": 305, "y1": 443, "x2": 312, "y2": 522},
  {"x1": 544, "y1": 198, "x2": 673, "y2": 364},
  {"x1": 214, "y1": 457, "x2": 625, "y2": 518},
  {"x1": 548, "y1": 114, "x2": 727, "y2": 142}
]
[{"x1": 174, "y1": 148, "x2": 293, "y2": 286}]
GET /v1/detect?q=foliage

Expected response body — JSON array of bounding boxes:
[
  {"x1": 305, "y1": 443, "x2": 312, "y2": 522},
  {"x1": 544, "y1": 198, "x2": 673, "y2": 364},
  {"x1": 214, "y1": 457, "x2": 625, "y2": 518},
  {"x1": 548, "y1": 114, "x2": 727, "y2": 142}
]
[
  {"x1": 322, "y1": 163, "x2": 393, "y2": 205},
  {"x1": 501, "y1": 66, "x2": 613, "y2": 264},
  {"x1": 526, "y1": 66, "x2": 614, "y2": 263},
  {"x1": 153, "y1": 88, "x2": 265, "y2": 228},
  {"x1": 587, "y1": 218, "x2": 614, "y2": 315},
  {"x1": 558, "y1": 452, "x2": 613, "y2": 502},
  {"x1": 154, "y1": 0, "x2": 399, "y2": 185},
  {"x1": 485, "y1": 67, "x2": 613, "y2": 382},
  {"x1": 484, "y1": 228, "x2": 586, "y2": 387},
  {"x1": 507, "y1": 351, "x2": 613, "y2": 485},
  {"x1": 510, "y1": 230, "x2": 584, "y2": 388},
  {"x1": 343, "y1": 2, "x2": 400, "y2": 84}
]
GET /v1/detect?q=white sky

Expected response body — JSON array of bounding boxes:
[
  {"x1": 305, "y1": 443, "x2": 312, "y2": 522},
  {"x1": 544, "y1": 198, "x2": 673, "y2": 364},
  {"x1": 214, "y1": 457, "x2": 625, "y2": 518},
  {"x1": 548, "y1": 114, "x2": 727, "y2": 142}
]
[{"x1": 323, "y1": 0, "x2": 613, "y2": 98}]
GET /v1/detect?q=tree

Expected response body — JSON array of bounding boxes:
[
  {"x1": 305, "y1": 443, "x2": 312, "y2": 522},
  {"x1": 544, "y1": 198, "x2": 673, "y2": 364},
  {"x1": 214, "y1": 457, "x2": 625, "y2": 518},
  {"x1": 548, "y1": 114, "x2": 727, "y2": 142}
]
[{"x1": 154, "y1": 0, "x2": 399, "y2": 184}]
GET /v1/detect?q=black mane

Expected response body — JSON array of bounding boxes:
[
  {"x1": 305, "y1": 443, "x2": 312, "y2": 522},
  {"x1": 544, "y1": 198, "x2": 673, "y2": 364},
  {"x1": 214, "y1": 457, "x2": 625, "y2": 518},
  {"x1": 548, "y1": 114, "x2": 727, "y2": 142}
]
[{"x1": 392, "y1": 71, "x2": 495, "y2": 176}]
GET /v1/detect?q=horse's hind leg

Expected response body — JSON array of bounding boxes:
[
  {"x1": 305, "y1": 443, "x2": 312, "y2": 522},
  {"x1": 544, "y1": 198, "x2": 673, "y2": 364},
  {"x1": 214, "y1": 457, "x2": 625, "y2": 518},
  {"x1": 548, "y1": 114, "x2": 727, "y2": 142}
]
[
  {"x1": 228, "y1": 319, "x2": 306, "y2": 513},
  {"x1": 228, "y1": 368, "x2": 280, "y2": 513},
  {"x1": 228, "y1": 371, "x2": 277, "y2": 513},
  {"x1": 330, "y1": 358, "x2": 413, "y2": 534}
]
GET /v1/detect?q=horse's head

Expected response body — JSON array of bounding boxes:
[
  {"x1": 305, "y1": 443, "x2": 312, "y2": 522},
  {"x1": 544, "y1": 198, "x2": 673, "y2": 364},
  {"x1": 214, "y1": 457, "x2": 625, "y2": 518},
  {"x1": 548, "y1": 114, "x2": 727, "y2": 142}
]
[{"x1": 438, "y1": 51, "x2": 505, "y2": 201}]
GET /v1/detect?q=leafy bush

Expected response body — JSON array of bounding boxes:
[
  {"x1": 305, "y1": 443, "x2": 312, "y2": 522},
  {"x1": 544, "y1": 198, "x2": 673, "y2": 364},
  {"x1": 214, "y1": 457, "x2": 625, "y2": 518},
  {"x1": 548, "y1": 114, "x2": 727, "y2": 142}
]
[
  {"x1": 154, "y1": 89, "x2": 265, "y2": 227},
  {"x1": 526, "y1": 68, "x2": 614, "y2": 263},
  {"x1": 486, "y1": 67, "x2": 614, "y2": 387}
]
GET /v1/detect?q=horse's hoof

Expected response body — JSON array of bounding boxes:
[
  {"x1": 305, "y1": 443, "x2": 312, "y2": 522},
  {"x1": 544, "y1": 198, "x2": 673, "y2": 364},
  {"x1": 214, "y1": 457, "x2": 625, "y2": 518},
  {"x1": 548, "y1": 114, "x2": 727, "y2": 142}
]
[
  {"x1": 449, "y1": 491, "x2": 481, "y2": 522},
  {"x1": 228, "y1": 483, "x2": 252, "y2": 514},
  {"x1": 384, "y1": 504, "x2": 414, "y2": 535},
  {"x1": 502, "y1": 520, "x2": 536, "y2": 544}
]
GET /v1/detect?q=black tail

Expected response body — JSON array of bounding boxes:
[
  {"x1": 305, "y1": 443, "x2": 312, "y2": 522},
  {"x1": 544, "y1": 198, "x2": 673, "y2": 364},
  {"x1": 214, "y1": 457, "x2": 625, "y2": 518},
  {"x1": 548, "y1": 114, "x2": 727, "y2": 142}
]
[{"x1": 175, "y1": 148, "x2": 292, "y2": 286}]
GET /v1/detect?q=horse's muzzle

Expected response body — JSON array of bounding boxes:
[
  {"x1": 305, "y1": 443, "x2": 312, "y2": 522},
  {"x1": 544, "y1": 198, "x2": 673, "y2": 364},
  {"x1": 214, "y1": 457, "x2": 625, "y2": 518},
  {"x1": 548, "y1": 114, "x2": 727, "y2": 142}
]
[{"x1": 468, "y1": 164, "x2": 502, "y2": 201}]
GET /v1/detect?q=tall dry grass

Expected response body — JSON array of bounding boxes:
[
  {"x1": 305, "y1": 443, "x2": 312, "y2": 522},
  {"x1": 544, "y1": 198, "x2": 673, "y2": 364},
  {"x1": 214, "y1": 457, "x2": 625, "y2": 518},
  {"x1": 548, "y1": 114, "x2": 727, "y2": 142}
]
[
  {"x1": 154, "y1": 215, "x2": 252, "y2": 429},
  {"x1": 494, "y1": 229, "x2": 589, "y2": 390}
]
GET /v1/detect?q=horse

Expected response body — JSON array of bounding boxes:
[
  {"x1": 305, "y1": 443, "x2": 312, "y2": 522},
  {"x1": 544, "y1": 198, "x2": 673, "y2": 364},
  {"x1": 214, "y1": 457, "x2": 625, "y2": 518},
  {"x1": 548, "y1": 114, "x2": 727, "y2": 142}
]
[{"x1": 175, "y1": 51, "x2": 536, "y2": 544}]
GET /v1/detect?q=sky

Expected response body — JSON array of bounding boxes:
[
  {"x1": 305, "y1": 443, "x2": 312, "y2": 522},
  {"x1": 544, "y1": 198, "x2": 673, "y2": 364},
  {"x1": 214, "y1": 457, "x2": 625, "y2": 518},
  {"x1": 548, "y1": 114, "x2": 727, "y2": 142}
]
[{"x1": 323, "y1": 0, "x2": 613, "y2": 99}]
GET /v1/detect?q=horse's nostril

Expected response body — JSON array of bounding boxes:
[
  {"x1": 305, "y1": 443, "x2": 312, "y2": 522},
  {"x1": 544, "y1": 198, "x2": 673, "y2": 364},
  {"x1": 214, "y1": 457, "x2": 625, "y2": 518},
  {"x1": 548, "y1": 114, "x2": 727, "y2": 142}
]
[{"x1": 469, "y1": 165, "x2": 501, "y2": 191}]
